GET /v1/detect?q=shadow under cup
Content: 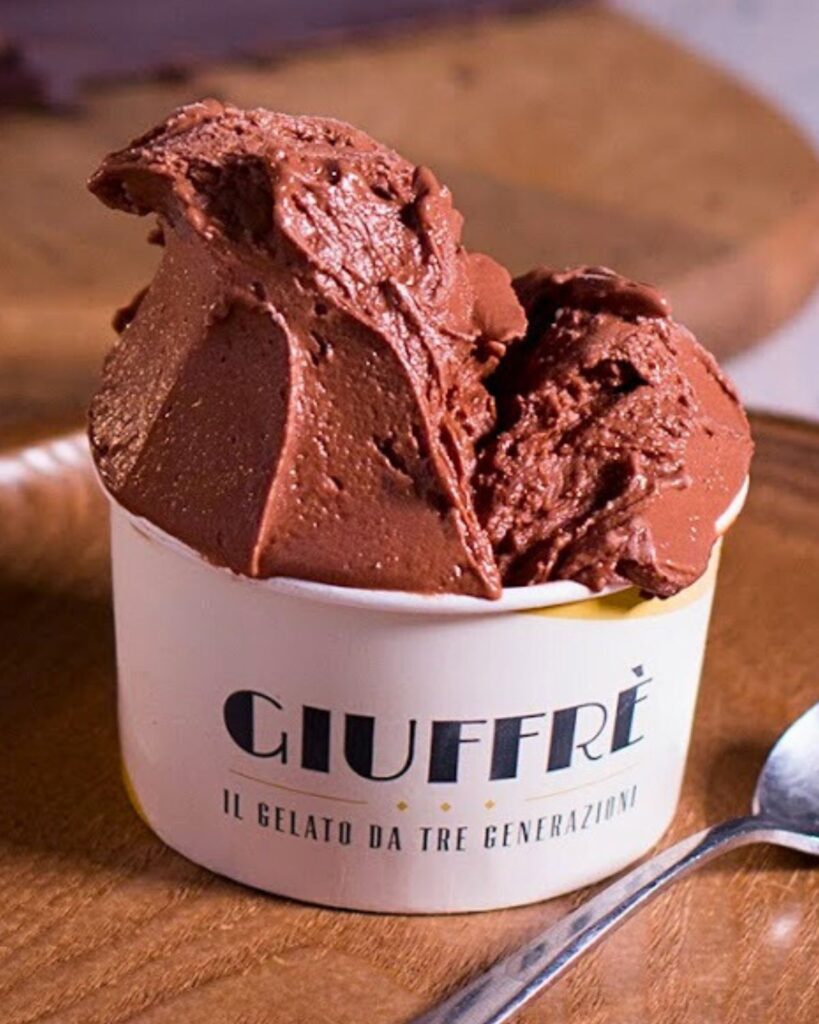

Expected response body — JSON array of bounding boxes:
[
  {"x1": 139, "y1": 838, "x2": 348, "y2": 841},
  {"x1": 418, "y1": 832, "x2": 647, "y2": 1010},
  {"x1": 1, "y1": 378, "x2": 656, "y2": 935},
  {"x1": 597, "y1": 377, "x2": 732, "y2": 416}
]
[{"x1": 110, "y1": 486, "x2": 745, "y2": 914}]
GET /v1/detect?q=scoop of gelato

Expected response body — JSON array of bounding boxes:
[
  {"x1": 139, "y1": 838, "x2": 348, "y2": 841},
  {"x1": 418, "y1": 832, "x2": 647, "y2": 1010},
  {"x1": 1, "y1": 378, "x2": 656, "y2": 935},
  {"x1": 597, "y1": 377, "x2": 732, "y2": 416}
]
[
  {"x1": 474, "y1": 266, "x2": 752, "y2": 596},
  {"x1": 88, "y1": 104, "x2": 752, "y2": 599},
  {"x1": 88, "y1": 100, "x2": 525, "y2": 597}
]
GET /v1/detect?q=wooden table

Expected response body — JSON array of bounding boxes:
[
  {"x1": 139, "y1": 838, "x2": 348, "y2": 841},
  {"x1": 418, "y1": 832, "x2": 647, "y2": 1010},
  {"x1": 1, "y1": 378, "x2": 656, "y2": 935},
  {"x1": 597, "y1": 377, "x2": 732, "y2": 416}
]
[
  {"x1": 0, "y1": 413, "x2": 815, "y2": 1023},
  {"x1": 1, "y1": 4, "x2": 819, "y2": 426}
]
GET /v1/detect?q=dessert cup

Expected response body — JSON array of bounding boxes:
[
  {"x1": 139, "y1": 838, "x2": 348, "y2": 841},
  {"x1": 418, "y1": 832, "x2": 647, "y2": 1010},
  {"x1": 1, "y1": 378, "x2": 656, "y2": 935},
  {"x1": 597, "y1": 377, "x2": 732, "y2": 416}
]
[{"x1": 110, "y1": 482, "x2": 747, "y2": 913}]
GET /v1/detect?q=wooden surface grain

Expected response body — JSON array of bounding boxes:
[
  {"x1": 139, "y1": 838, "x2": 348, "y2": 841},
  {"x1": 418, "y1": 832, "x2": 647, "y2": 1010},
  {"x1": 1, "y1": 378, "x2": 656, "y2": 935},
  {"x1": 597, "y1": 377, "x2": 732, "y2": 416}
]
[
  {"x1": 1, "y1": 4, "x2": 819, "y2": 424},
  {"x1": 0, "y1": 413, "x2": 815, "y2": 1022}
]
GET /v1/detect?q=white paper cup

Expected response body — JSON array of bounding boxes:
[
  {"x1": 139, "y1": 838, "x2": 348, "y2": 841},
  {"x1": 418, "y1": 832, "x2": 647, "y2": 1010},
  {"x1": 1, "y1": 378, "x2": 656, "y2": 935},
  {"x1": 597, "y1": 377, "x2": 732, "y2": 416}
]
[{"x1": 110, "y1": 482, "x2": 747, "y2": 913}]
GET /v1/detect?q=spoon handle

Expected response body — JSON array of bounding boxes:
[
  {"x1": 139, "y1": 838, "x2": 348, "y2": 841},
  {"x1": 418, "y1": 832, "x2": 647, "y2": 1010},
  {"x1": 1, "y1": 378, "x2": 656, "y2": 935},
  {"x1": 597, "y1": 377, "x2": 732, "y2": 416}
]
[{"x1": 413, "y1": 816, "x2": 768, "y2": 1024}]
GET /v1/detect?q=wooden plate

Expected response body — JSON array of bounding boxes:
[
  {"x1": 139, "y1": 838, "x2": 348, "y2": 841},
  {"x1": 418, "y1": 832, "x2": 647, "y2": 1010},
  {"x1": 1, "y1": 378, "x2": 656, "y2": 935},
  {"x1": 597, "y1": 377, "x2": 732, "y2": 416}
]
[
  {"x1": 1, "y1": 5, "x2": 819, "y2": 425},
  {"x1": 0, "y1": 413, "x2": 815, "y2": 1023}
]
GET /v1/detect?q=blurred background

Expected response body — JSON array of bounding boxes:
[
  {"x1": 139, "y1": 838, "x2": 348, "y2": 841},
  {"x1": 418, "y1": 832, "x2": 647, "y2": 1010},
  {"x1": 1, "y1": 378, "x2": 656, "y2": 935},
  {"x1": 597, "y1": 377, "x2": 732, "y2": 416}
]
[{"x1": 1, "y1": 0, "x2": 817, "y2": 431}]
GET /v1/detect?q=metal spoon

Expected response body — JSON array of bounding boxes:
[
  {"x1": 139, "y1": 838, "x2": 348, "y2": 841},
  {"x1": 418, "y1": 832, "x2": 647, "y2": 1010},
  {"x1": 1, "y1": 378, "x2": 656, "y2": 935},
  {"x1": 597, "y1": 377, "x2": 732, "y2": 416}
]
[{"x1": 413, "y1": 702, "x2": 819, "y2": 1024}]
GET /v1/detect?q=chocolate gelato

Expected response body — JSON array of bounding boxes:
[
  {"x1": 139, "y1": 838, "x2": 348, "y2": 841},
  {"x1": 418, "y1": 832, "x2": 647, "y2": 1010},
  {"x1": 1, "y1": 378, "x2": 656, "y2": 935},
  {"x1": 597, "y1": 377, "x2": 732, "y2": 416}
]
[
  {"x1": 475, "y1": 267, "x2": 752, "y2": 596},
  {"x1": 89, "y1": 100, "x2": 524, "y2": 598},
  {"x1": 89, "y1": 103, "x2": 752, "y2": 599}
]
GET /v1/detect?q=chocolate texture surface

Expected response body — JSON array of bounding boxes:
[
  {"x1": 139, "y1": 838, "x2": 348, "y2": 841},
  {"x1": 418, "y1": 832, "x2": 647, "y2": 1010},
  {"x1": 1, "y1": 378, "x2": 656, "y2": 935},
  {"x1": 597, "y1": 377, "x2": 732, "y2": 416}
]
[
  {"x1": 89, "y1": 104, "x2": 752, "y2": 597},
  {"x1": 89, "y1": 100, "x2": 524, "y2": 597},
  {"x1": 475, "y1": 266, "x2": 752, "y2": 596}
]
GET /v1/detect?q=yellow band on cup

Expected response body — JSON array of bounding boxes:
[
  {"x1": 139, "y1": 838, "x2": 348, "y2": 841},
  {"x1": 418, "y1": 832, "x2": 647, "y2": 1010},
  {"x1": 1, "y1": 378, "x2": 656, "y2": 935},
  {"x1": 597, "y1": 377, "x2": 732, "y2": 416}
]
[
  {"x1": 525, "y1": 542, "x2": 721, "y2": 621},
  {"x1": 121, "y1": 762, "x2": 150, "y2": 826}
]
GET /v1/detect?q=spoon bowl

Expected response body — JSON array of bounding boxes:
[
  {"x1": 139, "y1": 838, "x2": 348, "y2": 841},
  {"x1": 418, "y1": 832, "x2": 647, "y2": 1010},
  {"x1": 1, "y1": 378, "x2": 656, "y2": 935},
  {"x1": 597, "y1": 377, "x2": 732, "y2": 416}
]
[{"x1": 753, "y1": 703, "x2": 819, "y2": 836}]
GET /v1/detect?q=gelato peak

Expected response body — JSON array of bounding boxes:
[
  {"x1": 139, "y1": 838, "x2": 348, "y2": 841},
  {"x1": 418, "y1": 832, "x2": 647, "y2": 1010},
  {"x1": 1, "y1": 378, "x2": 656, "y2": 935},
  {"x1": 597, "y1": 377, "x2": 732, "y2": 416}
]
[
  {"x1": 88, "y1": 101, "x2": 525, "y2": 598},
  {"x1": 514, "y1": 265, "x2": 671, "y2": 325}
]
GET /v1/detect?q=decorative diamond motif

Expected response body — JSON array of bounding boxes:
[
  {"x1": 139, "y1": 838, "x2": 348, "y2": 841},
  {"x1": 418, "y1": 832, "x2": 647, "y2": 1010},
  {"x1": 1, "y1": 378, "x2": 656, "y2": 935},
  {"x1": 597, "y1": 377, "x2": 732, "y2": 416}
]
[
  {"x1": 396, "y1": 801, "x2": 408, "y2": 811},
  {"x1": 440, "y1": 802, "x2": 452, "y2": 812},
  {"x1": 484, "y1": 799, "x2": 496, "y2": 810}
]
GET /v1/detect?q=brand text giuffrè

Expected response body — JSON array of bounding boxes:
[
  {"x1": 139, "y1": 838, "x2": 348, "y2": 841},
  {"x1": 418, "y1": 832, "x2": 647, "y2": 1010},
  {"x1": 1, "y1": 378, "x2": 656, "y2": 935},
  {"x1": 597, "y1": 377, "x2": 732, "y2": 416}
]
[{"x1": 223, "y1": 669, "x2": 650, "y2": 783}]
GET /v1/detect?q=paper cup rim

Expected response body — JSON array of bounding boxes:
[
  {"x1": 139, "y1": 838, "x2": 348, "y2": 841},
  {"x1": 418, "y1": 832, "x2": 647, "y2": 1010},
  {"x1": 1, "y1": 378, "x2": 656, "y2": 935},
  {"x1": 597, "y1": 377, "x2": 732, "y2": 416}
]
[{"x1": 106, "y1": 476, "x2": 748, "y2": 617}]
